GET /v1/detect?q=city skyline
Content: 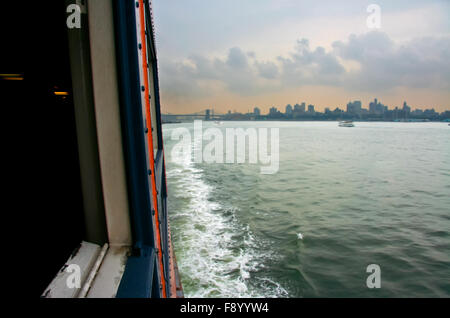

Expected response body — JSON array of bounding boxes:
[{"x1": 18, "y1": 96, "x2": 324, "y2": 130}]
[
  {"x1": 166, "y1": 97, "x2": 450, "y2": 117},
  {"x1": 153, "y1": 0, "x2": 450, "y2": 114}
]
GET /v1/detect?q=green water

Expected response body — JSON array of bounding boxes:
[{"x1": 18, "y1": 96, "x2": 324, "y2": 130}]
[{"x1": 163, "y1": 121, "x2": 450, "y2": 297}]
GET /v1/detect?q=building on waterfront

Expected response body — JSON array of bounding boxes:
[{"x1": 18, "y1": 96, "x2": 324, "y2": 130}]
[
  {"x1": 269, "y1": 107, "x2": 278, "y2": 115},
  {"x1": 346, "y1": 100, "x2": 362, "y2": 115},
  {"x1": 369, "y1": 98, "x2": 388, "y2": 115},
  {"x1": 403, "y1": 101, "x2": 411, "y2": 114},
  {"x1": 285, "y1": 104, "x2": 293, "y2": 115}
]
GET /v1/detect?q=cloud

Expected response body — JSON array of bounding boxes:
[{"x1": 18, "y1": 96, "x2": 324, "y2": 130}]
[
  {"x1": 159, "y1": 31, "x2": 450, "y2": 101},
  {"x1": 332, "y1": 32, "x2": 394, "y2": 61},
  {"x1": 255, "y1": 61, "x2": 278, "y2": 79},
  {"x1": 160, "y1": 47, "x2": 281, "y2": 98},
  {"x1": 277, "y1": 38, "x2": 346, "y2": 86},
  {"x1": 226, "y1": 47, "x2": 249, "y2": 69},
  {"x1": 333, "y1": 31, "x2": 450, "y2": 91}
]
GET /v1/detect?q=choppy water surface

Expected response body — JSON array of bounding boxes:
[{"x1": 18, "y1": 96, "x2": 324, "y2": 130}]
[{"x1": 163, "y1": 121, "x2": 450, "y2": 297}]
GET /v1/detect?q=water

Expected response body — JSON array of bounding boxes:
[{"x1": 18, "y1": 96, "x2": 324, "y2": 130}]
[{"x1": 163, "y1": 121, "x2": 450, "y2": 297}]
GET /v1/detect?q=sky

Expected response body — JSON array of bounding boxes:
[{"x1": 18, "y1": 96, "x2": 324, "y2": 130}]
[{"x1": 152, "y1": 0, "x2": 450, "y2": 114}]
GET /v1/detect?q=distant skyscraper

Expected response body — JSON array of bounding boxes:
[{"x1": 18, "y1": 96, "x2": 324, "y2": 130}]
[
  {"x1": 285, "y1": 104, "x2": 293, "y2": 115},
  {"x1": 254, "y1": 107, "x2": 261, "y2": 116},
  {"x1": 269, "y1": 107, "x2": 278, "y2": 115},
  {"x1": 308, "y1": 105, "x2": 315, "y2": 113},
  {"x1": 294, "y1": 103, "x2": 306, "y2": 112},
  {"x1": 369, "y1": 98, "x2": 386, "y2": 115},
  {"x1": 402, "y1": 101, "x2": 411, "y2": 114},
  {"x1": 347, "y1": 100, "x2": 362, "y2": 114}
]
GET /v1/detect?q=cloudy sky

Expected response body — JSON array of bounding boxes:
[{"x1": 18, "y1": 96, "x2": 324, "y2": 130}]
[{"x1": 152, "y1": 0, "x2": 450, "y2": 114}]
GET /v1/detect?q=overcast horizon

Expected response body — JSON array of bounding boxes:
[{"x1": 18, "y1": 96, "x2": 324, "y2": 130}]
[{"x1": 152, "y1": 0, "x2": 450, "y2": 114}]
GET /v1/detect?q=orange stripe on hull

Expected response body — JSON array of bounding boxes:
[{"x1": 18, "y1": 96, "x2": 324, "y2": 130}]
[{"x1": 138, "y1": 0, "x2": 167, "y2": 298}]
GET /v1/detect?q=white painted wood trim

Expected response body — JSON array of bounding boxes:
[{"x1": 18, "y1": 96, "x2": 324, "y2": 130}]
[
  {"x1": 87, "y1": 0, "x2": 132, "y2": 246},
  {"x1": 42, "y1": 241, "x2": 101, "y2": 298},
  {"x1": 86, "y1": 246, "x2": 131, "y2": 298},
  {"x1": 78, "y1": 243, "x2": 109, "y2": 298}
]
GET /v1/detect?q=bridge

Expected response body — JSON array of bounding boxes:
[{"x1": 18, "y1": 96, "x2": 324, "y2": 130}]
[{"x1": 161, "y1": 109, "x2": 226, "y2": 122}]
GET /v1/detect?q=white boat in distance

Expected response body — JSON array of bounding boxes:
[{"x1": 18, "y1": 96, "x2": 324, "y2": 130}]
[{"x1": 339, "y1": 120, "x2": 355, "y2": 127}]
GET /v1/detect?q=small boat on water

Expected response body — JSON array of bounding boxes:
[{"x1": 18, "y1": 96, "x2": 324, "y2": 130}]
[{"x1": 339, "y1": 120, "x2": 355, "y2": 127}]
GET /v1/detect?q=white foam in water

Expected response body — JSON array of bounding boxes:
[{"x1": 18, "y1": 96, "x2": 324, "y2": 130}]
[
  {"x1": 166, "y1": 136, "x2": 288, "y2": 298},
  {"x1": 297, "y1": 233, "x2": 304, "y2": 240}
]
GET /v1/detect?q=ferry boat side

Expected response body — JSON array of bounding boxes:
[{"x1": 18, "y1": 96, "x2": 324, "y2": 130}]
[
  {"x1": 339, "y1": 120, "x2": 355, "y2": 127},
  {"x1": 40, "y1": 0, "x2": 183, "y2": 298}
]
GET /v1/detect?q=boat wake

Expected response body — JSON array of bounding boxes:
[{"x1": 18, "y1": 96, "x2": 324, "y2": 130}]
[{"x1": 166, "y1": 139, "x2": 287, "y2": 298}]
